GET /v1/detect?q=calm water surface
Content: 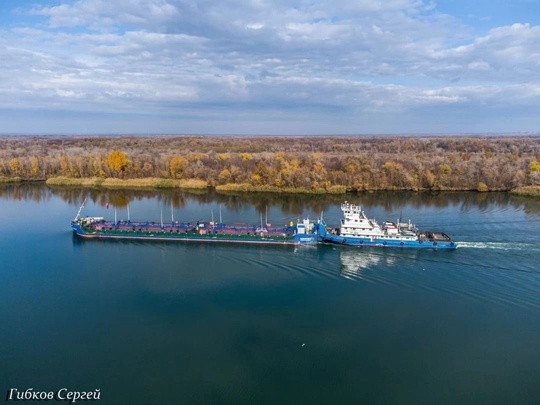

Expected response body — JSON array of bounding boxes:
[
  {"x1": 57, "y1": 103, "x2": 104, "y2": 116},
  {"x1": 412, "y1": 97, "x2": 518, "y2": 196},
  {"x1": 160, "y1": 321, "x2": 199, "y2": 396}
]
[{"x1": 1, "y1": 185, "x2": 540, "y2": 404}]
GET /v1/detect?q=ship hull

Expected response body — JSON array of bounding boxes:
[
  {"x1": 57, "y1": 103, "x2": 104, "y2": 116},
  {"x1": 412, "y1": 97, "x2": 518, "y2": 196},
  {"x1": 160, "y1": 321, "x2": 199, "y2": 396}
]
[
  {"x1": 314, "y1": 222, "x2": 457, "y2": 250},
  {"x1": 320, "y1": 233, "x2": 457, "y2": 249},
  {"x1": 71, "y1": 222, "x2": 317, "y2": 246}
]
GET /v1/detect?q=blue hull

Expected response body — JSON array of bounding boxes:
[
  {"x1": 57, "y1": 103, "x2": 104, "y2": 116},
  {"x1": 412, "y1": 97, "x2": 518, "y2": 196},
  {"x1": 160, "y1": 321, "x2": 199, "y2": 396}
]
[
  {"x1": 321, "y1": 234, "x2": 457, "y2": 249},
  {"x1": 314, "y1": 223, "x2": 457, "y2": 250}
]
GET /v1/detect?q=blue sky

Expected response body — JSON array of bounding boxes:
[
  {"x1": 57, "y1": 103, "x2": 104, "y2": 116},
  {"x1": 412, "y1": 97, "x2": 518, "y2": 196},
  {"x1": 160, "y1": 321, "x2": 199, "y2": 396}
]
[{"x1": 1, "y1": 0, "x2": 540, "y2": 135}]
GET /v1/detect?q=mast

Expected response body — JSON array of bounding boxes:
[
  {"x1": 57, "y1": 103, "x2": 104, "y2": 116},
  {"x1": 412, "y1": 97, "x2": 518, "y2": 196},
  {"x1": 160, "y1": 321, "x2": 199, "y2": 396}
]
[
  {"x1": 171, "y1": 201, "x2": 174, "y2": 223},
  {"x1": 114, "y1": 206, "x2": 117, "y2": 225},
  {"x1": 219, "y1": 205, "x2": 222, "y2": 224},
  {"x1": 73, "y1": 198, "x2": 86, "y2": 222},
  {"x1": 127, "y1": 203, "x2": 130, "y2": 222},
  {"x1": 160, "y1": 207, "x2": 164, "y2": 229}
]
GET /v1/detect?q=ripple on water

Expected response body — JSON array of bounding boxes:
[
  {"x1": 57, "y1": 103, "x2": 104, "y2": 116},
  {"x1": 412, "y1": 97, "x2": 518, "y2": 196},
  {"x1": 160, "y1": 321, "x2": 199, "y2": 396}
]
[
  {"x1": 457, "y1": 241, "x2": 540, "y2": 253},
  {"x1": 203, "y1": 244, "x2": 342, "y2": 281},
  {"x1": 334, "y1": 243, "x2": 540, "y2": 312}
]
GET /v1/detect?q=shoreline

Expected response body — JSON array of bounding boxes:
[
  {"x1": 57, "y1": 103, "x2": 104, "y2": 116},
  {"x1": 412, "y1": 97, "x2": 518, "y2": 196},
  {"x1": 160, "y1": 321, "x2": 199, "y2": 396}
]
[
  {"x1": 2, "y1": 136, "x2": 540, "y2": 194},
  {"x1": 2, "y1": 176, "x2": 539, "y2": 196}
]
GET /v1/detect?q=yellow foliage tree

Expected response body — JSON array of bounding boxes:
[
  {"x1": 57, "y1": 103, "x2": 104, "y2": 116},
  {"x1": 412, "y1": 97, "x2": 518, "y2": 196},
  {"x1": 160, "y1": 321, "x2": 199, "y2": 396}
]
[
  {"x1": 438, "y1": 163, "x2": 452, "y2": 175},
  {"x1": 169, "y1": 156, "x2": 188, "y2": 179},
  {"x1": 9, "y1": 158, "x2": 21, "y2": 176},
  {"x1": 251, "y1": 173, "x2": 261, "y2": 184},
  {"x1": 30, "y1": 157, "x2": 40, "y2": 176},
  {"x1": 219, "y1": 169, "x2": 231, "y2": 183},
  {"x1": 106, "y1": 150, "x2": 128, "y2": 175},
  {"x1": 529, "y1": 161, "x2": 540, "y2": 173},
  {"x1": 477, "y1": 182, "x2": 489, "y2": 192}
]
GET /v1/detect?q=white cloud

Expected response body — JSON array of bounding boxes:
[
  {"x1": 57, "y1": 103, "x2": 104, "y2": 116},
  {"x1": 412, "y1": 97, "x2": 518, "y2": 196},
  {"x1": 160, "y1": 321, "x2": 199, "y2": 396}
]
[
  {"x1": 1, "y1": 0, "x2": 540, "y2": 134},
  {"x1": 31, "y1": 0, "x2": 180, "y2": 29},
  {"x1": 430, "y1": 23, "x2": 540, "y2": 81}
]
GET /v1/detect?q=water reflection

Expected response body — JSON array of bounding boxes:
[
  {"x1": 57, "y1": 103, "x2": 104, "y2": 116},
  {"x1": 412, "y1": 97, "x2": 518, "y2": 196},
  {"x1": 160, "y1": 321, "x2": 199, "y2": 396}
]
[
  {"x1": 339, "y1": 247, "x2": 427, "y2": 280},
  {"x1": 339, "y1": 248, "x2": 384, "y2": 279},
  {"x1": 0, "y1": 183, "x2": 51, "y2": 202},
  {"x1": 1, "y1": 183, "x2": 540, "y2": 217}
]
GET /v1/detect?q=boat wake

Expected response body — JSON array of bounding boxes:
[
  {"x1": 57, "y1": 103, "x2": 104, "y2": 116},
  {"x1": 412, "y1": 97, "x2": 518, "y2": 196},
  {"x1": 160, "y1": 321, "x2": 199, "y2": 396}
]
[{"x1": 458, "y1": 241, "x2": 540, "y2": 251}]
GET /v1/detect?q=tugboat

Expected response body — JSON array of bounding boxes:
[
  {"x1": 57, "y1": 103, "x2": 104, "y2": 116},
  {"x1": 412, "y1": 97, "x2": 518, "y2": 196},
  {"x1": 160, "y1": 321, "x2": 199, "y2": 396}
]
[{"x1": 316, "y1": 201, "x2": 457, "y2": 249}]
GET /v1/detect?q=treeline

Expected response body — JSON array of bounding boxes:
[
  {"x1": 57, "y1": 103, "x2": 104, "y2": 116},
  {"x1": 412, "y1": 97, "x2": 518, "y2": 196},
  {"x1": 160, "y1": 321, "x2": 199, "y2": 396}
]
[{"x1": 1, "y1": 135, "x2": 540, "y2": 192}]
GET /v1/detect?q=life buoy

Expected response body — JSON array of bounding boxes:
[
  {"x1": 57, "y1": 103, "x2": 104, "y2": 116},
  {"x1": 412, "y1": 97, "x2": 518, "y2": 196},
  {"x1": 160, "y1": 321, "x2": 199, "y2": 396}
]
[
  {"x1": 433, "y1": 242, "x2": 438, "y2": 246},
  {"x1": 400, "y1": 242, "x2": 404, "y2": 246}
]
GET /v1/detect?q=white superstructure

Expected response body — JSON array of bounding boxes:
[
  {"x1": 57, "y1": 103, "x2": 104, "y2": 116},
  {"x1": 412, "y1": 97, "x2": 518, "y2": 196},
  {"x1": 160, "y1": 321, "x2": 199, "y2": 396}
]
[{"x1": 339, "y1": 202, "x2": 418, "y2": 242}]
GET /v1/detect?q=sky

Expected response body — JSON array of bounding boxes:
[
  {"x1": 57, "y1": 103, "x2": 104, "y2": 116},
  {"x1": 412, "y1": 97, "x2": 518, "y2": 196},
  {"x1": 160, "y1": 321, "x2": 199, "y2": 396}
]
[{"x1": 1, "y1": 0, "x2": 540, "y2": 135}]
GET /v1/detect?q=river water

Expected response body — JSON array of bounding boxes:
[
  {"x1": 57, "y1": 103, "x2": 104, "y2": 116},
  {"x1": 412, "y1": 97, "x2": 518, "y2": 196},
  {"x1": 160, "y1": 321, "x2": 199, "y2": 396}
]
[{"x1": 1, "y1": 185, "x2": 540, "y2": 404}]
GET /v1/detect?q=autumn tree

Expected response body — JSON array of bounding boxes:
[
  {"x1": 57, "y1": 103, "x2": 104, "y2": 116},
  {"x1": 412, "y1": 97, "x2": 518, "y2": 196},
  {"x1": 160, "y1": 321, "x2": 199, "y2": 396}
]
[
  {"x1": 30, "y1": 157, "x2": 40, "y2": 177},
  {"x1": 9, "y1": 158, "x2": 21, "y2": 176},
  {"x1": 169, "y1": 156, "x2": 188, "y2": 179},
  {"x1": 529, "y1": 160, "x2": 540, "y2": 185},
  {"x1": 529, "y1": 161, "x2": 540, "y2": 173},
  {"x1": 219, "y1": 168, "x2": 231, "y2": 183},
  {"x1": 106, "y1": 150, "x2": 129, "y2": 176}
]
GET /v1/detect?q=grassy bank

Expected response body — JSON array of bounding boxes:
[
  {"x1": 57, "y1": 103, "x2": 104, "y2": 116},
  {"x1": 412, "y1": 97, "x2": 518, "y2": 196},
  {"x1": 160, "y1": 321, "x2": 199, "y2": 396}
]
[
  {"x1": 44, "y1": 177, "x2": 346, "y2": 193},
  {"x1": 510, "y1": 186, "x2": 540, "y2": 197},
  {"x1": 0, "y1": 176, "x2": 22, "y2": 183},
  {"x1": 45, "y1": 177, "x2": 208, "y2": 189},
  {"x1": 215, "y1": 183, "x2": 347, "y2": 194}
]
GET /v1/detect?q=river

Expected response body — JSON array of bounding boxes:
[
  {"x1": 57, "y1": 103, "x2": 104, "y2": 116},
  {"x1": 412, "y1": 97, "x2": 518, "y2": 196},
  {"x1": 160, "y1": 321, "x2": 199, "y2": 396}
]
[{"x1": 1, "y1": 184, "x2": 539, "y2": 404}]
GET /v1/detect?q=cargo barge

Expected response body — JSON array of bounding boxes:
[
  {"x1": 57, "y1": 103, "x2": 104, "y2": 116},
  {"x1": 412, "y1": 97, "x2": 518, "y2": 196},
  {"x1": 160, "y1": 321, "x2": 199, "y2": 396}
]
[{"x1": 71, "y1": 200, "x2": 318, "y2": 246}]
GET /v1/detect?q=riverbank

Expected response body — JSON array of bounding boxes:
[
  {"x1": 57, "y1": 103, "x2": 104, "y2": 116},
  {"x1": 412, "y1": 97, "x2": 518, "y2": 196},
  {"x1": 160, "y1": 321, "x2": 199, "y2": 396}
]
[
  {"x1": 2, "y1": 176, "x2": 535, "y2": 196},
  {"x1": 510, "y1": 186, "x2": 540, "y2": 197},
  {"x1": 0, "y1": 176, "x2": 22, "y2": 183},
  {"x1": 45, "y1": 176, "x2": 208, "y2": 189},
  {"x1": 215, "y1": 183, "x2": 347, "y2": 194}
]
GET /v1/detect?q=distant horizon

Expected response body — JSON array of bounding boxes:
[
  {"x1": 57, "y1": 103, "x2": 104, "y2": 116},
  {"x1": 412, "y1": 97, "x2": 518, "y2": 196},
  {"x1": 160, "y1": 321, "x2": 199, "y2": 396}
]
[
  {"x1": 1, "y1": 132, "x2": 540, "y2": 138},
  {"x1": 1, "y1": 0, "x2": 540, "y2": 134}
]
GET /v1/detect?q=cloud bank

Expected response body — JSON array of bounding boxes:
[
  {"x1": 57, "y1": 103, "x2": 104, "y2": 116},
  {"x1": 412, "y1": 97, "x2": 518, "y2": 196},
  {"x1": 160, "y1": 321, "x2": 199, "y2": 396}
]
[{"x1": 1, "y1": 0, "x2": 540, "y2": 134}]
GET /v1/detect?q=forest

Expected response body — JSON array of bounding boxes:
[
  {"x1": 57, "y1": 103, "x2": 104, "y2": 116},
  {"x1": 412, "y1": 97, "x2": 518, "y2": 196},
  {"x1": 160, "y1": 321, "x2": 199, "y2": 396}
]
[{"x1": 1, "y1": 135, "x2": 540, "y2": 194}]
